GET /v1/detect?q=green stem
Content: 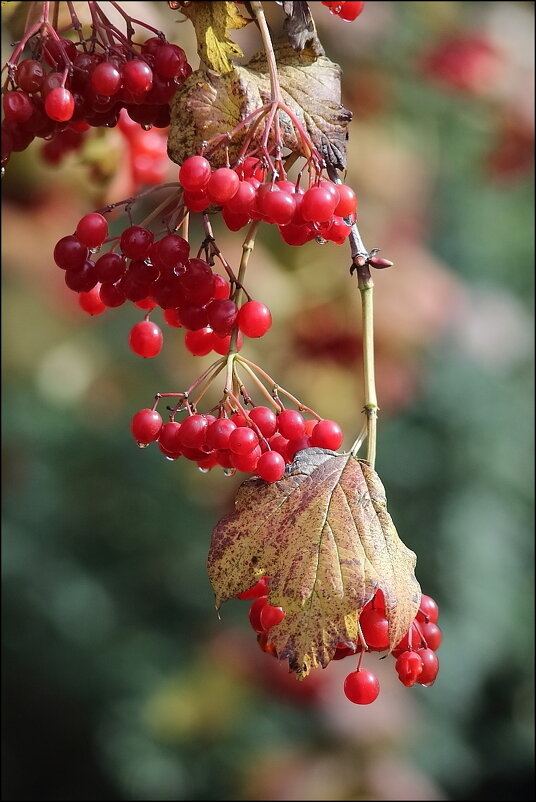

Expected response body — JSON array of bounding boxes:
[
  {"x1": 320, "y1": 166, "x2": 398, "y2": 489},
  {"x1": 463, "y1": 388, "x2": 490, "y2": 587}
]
[{"x1": 358, "y1": 266, "x2": 378, "y2": 467}]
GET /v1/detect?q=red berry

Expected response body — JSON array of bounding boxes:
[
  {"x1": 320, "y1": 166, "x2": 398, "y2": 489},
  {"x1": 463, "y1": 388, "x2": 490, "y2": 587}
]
[
  {"x1": 301, "y1": 185, "x2": 338, "y2": 223},
  {"x1": 268, "y1": 434, "x2": 291, "y2": 462},
  {"x1": 94, "y1": 252, "x2": 126, "y2": 284},
  {"x1": 179, "y1": 155, "x2": 211, "y2": 192},
  {"x1": 207, "y1": 167, "x2": 240, "y2": 205},
  {"x1": 178, "y1": 414, "x2": 209, "y2": 449},
  {"x1": 416, "y1": 648, "x2": 439, "y2": 685},
  {"x1": 91, "y1": 61, "x2": 122, "y2": 95},
  {"x1": 237, "y1": 300, "x2": 272, "y2": 338},
  {"x1": 99, "y1": 281, "x2": 126, "y2": 308},
  {"x1": 229, "y1": 426, "x2": 259, "y2": 455},
  {"x1": 262, "y1": 188, "x2": 296, "y2": 225},
  {"x1": 417, "y1": 594, "x2": 439, "y2": 624},
  {"x1": 54, "y1": 235, "x2": 88, "y2": 270},
  {"x1": 16, "y1": 60, "x2": 45, "y2": 94},
  {"x1": 3, "y1": 91, "x2": 33, "y2": 123},
  {"x1": 395, "y1": 650, "x2": 424, "y2": 687},
  {"x1": 230, "y1": 445, "x2": 261, "y2": 472},
  {"x1": 120, "y1": 226, "x2": 154, "y2": 260},
  {"x1": 286, "y1": 435, "x2": 311, "y2": 460},
  {"x1": 163, "y1": 308, "x2": 183, "y2": 328},
  {"x1": 231, "y1": 180, "x2": 256, "y2": 214},
  {"x1": 122, "y1": 60, "x2": 153, "y2": 94},
  {"x1": 211, "y1": 331, "x2": 243, "y2": 355},
  {"x1": 65, "y1": 260, "x2": 97, "y2": 292},
  {"x1": 158, "y1": 421, "x2": 183, "y2": 454},
  {"x1": 44, "y1": 87, "x2": 74, "y2": 121},
  {"x1": 78, "y1": 284, "x2": 106, "y2": 316},
  {"x1": 359, "y1": 607, "x2": 390, "y2": 651},
  {"x1": 184, "y1": 327, "x2": 214, "y2": 356},
  {"x1": 205, "y1": 418, "x2": 237, "y2": 451},
  {"x1": 249, "y1": 596, "x2": 269, "y2": 633},
  {"x1": 155, "y1": 234, "x2": 190, "y2": 270},
  {"x1": 334, "y1": 183, "x2": 358, "y2": 217},
  {"x1": 310, "y1": 419, "x2": 343, "y2": 450},
  {"x1": 277, "y1": 409, "x2": 306, "y2": 440},
  {"x1": 421, "y1": 622, "x2": 442, "y2": 651},
  {"x1": 154, "y1": 43, "x2": 187, "y2": 79},
  {"x1": 131, "y1": 408, "x2": 162, "y2": 443},
  {"x1": 256, "y1": 451, "x2": 286, "y2": 482},
  {"x1": 236, "y1": 576, "x2": 270, "y2": 600},
  {"x1": 222, "y1": 205, "x2": 250, "y2": 231},
  {"x1": 128, "y1": 320, "x2": 163, "y2": 358},
  {"x1": 339, "y1": 1, "x2": 366, "y2": 22},
  {"x1": 248, "y1": 406, "x2": 277, "y2": 438},
  {"x1": 76, "y1": 213, "x2": 108, "y2": 248},
  {"x1": 213, "y1": 274, "x2": 230, "y2": 300},
  {"x1": 207, "y1": 299, "x2": 238, "y2": 336},
  {"x1": 343, "y1": 669, "x2": 380, "y2": 705},
  {"x1": 259, "y1": 603, "x2": 286, "y2": 629}
]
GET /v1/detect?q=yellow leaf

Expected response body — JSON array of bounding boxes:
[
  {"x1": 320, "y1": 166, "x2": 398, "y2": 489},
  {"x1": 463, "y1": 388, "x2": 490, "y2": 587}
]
[
  {"x1": 208, "y1": 449, "x2": 421, "y2": 679},
  {"x1": 181, "y1": 0, "x2": 249, "y2": 75}
]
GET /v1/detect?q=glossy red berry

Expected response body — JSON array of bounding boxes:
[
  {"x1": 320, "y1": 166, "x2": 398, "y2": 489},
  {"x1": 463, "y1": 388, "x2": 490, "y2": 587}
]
[
  {"x1": 207, "y1": 167, "x2": 240, "y2": 205},
  {"x1": 76, "y1": 213, "x2": 108, "y2": 248},
  {"x1": 128, "y1": 320, "x2": 163, "y2": 358},
  {"x1": 237, "y1": 300, "x2": 272, "y2": 338},
  {"x1": 120, "y1": 226, "x2": 154, "y2": 260},
  {"x1": 184, "y1": 327, "x2": 214, "y2": 356},
  {"x1": 54, "y1": 235, "x2": 88, "y2": 270},
  {"x1": 277, "y1": 409, "x2": 306, "y2": 440},
  {"x1": 205, "y1": 418, "x2": 237, "y2": 451},
  {"x1": 334, "y1": 183, "x2": 358, "y2": 217},
  {"x1": 3, "y1": 91, "x2": 33, "y2": 123},
  {"x1": 236, "y1": 576, "x2": 270, "y2": 600},
  {"x1": 301, "y1": 185, "x2": 338, "y2": 223},
  {"x1": 91, "y1": 61, "x2": 122, "y2": 95},
  {"x1": 131, "y1": 408, "x2": 163, "y2": 443},
  {"x1": 343, "y1": 669, "x2": 380, "y2": 705},
  {"x1": 230, "y1": 445, "x2": 261, "y2": 473},
  {"x1": 158, "y1": 421, "x2": 183, "y2": 454},
  {"x1": 78, "y1": 284, "x2": 106, "y2": 316},
  {"x1": 339, "y1": 1, "x2": 366, "y2": 22},
  {"x1": 310, "y1": 419, "x2": 344, "y2": 450},
  {"x1": 260, "y1": 603, "x2": 286, "y2": 630},
  {"x1": 178, "y1": 414, "x2": 209, "y2": 449},
  {"x1": 248, "y1": 406, "x2": 278, "y2": 438},
  {"x1": 228, "y1": 426, "x2": 259, "y2": 455},
  {"x1": 421, "y1": 621, "x2": 442, "y2": 651},
  {"x1": 179, "y1": 155, "x2": 211, "y2": 192},
  {"x1": 122, "y1": 60, "x2": 153, "y2": 94},
  {"x1": 249, "y1": 595, "x2": 269, "y2": 633},
  {"x1": 44, "y1": 87, "x2": 74, "y2": 121},
  {"x1": 417, "y1": 594, "x2": 439, "y2": 624},
  {"x1": 416, "y1": 648, "x2": 439, "y2": 685},
  {"x1": 359, "y1": 607, "x2": 390, "y2": 651},
  {"x1": 256, "y1": 451, "x2": 286, "y2": 482}
]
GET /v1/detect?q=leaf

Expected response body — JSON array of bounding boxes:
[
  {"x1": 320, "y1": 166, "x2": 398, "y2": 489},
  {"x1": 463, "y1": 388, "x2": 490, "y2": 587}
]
[
  {"x1": 181, "y1": 0, "x2": 250, "y2": 75},
  {"x1": 168, "y1": 42, "x2": 352, "y2": 169},
  {"x1": 208, "y1": 449, "x2": 421, "y2": 679},
  {"x1": 282, "y1": 1, "x2": 323, "y2": 53}
]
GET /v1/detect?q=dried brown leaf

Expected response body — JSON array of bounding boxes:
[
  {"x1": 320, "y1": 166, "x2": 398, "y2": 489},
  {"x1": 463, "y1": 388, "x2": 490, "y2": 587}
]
[
  {"x1": 282, "y1": 1, "x2": 323, "y2": 53},
  {"x1": 168, "y1": 42, "x2": 351, "y2": 169},
  {"x1": 208, "y1": 449, "x2": 421, "y2": 679},
  {"x1": 181, "y1": 0, "x2": 249, "y2": 75}
]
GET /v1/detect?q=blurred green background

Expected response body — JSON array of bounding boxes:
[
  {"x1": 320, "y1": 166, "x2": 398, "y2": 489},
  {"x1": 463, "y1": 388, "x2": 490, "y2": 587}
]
[{"x1": 2, "y1": 1, "x2": 534, "y2": 800}]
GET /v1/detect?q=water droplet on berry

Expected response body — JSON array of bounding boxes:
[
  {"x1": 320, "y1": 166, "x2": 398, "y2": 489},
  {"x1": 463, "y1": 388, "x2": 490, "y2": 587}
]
[
  {"x1": 198, "y1": 467, "x2": 210, "y2": 473},
  {"x1": 142, "y1": 124, "x2": 152, "y2": 131},
  {"x1": 137, "y1": 442, "x2": 149, "y2": 449},
  {"x1": 223, "y1": 468, "x2": 236, "y2": 477},
  {"x1": 165, "y1": 456, "x2": 175, "y2": 462},
  {"x1": 315, "y1": 236, "x2": 328, "y2": 245}
]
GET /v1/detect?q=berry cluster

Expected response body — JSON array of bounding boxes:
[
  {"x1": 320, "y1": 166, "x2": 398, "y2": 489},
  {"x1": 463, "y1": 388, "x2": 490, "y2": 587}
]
[
  {"x1": 238, "y1": 580, "x2": 441, "y2": 704},
  {"x1": 178, "y1": 155, "x2": 358, "y2": 246},
  {"x1": 1, "y1": 3, "x2": 191, "y2": 171},
  {"x1": 131, "y1": 403, "x2": 344, "y2": 481},
  {"x1": 321, "y1": 2, "x2": 366, "y2": 22}
]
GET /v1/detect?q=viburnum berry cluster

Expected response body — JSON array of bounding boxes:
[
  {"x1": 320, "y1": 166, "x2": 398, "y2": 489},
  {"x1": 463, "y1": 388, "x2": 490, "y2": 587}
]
[
  {"x1": 1, "y1": 1, "x2": 191, "y2": 172},
  {"x1": 321, "y1": 1, "x2": 366, "y2": 22},
  {"x1": 239, "y1": 579, "x2": 441, "y2": 704},
  {"x1": 130, "y1": 355, "x2": 344, "y2": 481},
  {"x1": 5, "y1": 0, "x2": 443, "y2": 708}
]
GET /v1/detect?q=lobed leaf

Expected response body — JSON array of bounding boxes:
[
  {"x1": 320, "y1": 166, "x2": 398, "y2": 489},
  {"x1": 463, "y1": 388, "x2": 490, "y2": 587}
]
[
  {"x1": 208, "y1": 449, "x2": 421, "y2": 679},
  {"x1": 181, "y1": 0, "x2": 249, "y2": 75},
  {"x1": 168, "y1": 42, "x2": 351, "y2": 169}
]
